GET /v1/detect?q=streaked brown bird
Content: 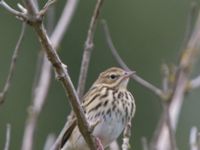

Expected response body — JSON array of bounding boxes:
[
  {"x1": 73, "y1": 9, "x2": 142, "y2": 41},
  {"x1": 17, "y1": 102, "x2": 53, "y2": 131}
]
[{"x1": 60, "y1": 67, "x2": 136, "y2": 150}]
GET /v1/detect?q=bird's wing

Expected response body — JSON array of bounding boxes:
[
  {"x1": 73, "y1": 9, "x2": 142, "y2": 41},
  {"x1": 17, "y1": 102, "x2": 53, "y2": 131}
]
[{"x1": 60, "y1": 118, "x2": 77, "y2": 149}]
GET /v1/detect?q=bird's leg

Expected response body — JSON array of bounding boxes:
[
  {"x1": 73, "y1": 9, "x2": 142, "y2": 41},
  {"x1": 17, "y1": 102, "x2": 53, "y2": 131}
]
[{"x1": 95, "y1": 137, "x2": 104, "y2": 150}]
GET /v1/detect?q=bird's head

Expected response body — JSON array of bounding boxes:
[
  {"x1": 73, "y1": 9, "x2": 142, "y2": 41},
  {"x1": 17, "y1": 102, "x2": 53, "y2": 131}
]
[{"x1": 94, "y1": 67, "x2": 135, "y2": 89}]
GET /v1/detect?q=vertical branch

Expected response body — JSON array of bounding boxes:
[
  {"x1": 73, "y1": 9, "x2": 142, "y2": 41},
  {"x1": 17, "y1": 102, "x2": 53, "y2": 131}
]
[
  {"x1": 77, "y1": 0, "x2": 105, "y2": 99},
  {"x1": 153, "y1": 9, "x2": 200, "y2": 150},
  {"x1": 4, "y1": 124, "x2": 11, "y2": 150},
  {"x1": 0, "y1": 23, "x2": 26, "y2": 104}
]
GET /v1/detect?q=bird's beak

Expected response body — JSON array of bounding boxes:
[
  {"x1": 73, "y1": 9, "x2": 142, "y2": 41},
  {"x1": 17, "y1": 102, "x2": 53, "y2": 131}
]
[{"x1": 123, "y1": 70, "x2": 136, "y2": 79}]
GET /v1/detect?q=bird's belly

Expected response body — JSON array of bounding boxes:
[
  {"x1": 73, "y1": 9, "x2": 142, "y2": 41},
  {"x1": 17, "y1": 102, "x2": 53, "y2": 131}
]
[{"x1": 93, "y1": 115, "x2": 125, "y2": 147}]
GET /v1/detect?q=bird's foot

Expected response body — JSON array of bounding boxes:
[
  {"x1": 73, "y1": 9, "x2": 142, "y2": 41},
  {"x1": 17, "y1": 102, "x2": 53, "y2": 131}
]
[{"x1": 95, "y1": 137, "x2": 104, "y2": 150}]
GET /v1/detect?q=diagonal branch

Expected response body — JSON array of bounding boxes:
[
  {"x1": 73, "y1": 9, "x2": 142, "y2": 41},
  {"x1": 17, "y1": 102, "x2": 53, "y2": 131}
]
[
  {"x1": 21, "y1": 0, "x2": 79, "y2": 150},
  {"x1": 13, "y1": 0, "x2": 98, "y2": 149},
  {"x1": 101, "y1": 20, "x2": 163, "y2": 98},
  {"x1": 77, "y1": 0, "x2": 105, "y2": 99},
  {"x1": 0, "y1": 23, "x2": 26, "y2": 104}
]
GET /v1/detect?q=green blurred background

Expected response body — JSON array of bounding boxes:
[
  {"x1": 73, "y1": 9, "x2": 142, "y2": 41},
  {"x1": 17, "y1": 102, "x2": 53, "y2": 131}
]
[{"x1": 1, "y1": 0, "x2": 200, "y2": 149}]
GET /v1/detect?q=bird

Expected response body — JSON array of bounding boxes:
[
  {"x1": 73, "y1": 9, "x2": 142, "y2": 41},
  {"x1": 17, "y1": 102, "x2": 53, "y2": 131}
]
[{"x1": 60, "y1": 67, "x2": 136, "y2": 150}]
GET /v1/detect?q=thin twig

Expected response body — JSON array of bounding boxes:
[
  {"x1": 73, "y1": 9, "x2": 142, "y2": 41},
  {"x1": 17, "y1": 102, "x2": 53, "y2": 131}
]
[
  {"x1": 51, "y1": 0, "x2": 78, "y2": 48},
  {"x1": 0, "y1": 0, "x2": 27, "y2": 20},
  {"x1": 0, "y1": 23, "x2": 26, "y2": 104},
  {"x1": 39, "y1": 0, "x2": 57, "y2": 17},
  {"x1": 4, "y1": 124, "x2": 11, "y2": 150},
  {"x1": 101, "y1": 20, "x2": 164, "y2": 98},
  {"x1": 77, "y1": 0, "x2": 105, "y2": 99},
  {"x1": 21, "y1": 2, "x2": 51, "y2": 150},
  {"x1": 163, "y1": 103, "x2": 177, "y2": 150},
  {"x1": 180, "y1": 0, "x2": 199, "y2": 51},
  {"x1": 21, "y1": 56, "x2": 52, "y2": 150},
  {"x1": 189, "y1": 74, "x2": 200, "y2": 89}
]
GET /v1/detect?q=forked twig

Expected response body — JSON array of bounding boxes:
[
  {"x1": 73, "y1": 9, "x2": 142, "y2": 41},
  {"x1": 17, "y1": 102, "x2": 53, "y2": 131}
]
[
  {"x1": 0, "y1": 0, "x2": 27, "y2": 20},
  {"x1": 0, "y1": 23, "x2": 26, "y2": 104}
]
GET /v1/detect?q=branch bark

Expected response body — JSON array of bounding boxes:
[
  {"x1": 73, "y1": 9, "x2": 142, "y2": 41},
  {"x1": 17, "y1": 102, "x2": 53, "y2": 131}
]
[
  {"x1": 21, "y1": 0, "x2": 79, "y2": 150},
  {"x1": 152, "y1": 10, "x2": 200, "y2": 150},
  {"x1": 16, "y1": 0, "x2": 97, "y2": 149}
]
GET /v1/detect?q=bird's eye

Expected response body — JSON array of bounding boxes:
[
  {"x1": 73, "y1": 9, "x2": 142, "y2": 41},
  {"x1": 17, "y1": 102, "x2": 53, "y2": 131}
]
[{"x1": 110, "y1": 74, "x2": 117, "y2": 80}]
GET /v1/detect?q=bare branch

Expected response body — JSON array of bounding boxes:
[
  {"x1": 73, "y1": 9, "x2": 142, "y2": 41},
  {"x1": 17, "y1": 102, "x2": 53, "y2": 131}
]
[
  {"x1": 153, "y1": 9, "x2": 200, "y2": 150},
  {"x1": 77, "y1": 0, "x2": 105, "y2": 99},
  {"x1": 39, "y1": 0, "x2": 57, "y2": 17},
  {"x1": 101, "y1": 20, "x2": 164, "y2": 98},
  {"x1": 180, "y1": 0, "x2": 199, "y2": 50},
  {"x1": 6, "y1": 0, "x2": 98, "y2": 149},
  {"x1": 50, "y1": 0, "x2": 78, "y2": 48},
  {"x1": 0, "y1": 23, "x2": 26, "y2": 104},
  {"x1": 0, "y1": 0, "x2": 27, "y2": 20},
  {"x1": 163, "y1": 104, "x2": 177, "y2": 150},
  {"x1": 21, "y1": 56, "x2": 52, "y2": 150},
  {"x1": 21, "y1": 0, "x2": 78, "y2": 149},
  {"x1": 189, "y1": 74, "x2": 200, "y2": 89},
  {"x1": 4, "y1": 124, "x2": 11, "y2": 150}
]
